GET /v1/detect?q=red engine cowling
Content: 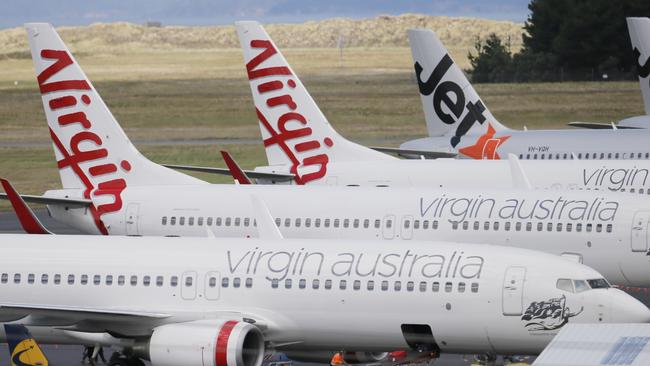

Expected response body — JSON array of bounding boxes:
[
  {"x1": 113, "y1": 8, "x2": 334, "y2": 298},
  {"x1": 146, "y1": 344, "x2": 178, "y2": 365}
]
[{"x1": 149, "y1": 320, "x2": 265, "y2": 366}]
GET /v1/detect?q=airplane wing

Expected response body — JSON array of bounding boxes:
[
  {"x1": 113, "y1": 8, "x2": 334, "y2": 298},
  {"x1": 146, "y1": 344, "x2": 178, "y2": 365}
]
[
  {"x1": 163, "y1": 164, "x2": 295, "y2": 182},
  {"x1": 0, "y1": 194, "x2": 91, "y2": 207},
  {"x1": 567, "y1": 122, "x2": 640, "y2": 129},
  {"x1": 370, "y1": 146, "x2": 457, "y2": 159}
]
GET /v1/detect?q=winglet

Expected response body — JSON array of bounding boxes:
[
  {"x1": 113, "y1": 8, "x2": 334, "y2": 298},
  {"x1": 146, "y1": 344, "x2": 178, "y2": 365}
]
[
  {"x1": 611, "y1": 121, "x2": 618, "y2": 130},
  {"x1": 0, "y1": 178, "x2": 52, "y2": 234},
  {"x1": 5, "y1": 324, "x2": 50, "y2": 366},
  {"x1": 507, "y1": 154, "x2": 532, "y2": 190},
  {"x1": 221, "y1": 151, "x2": 253, "y2": 185},
  {"x1": 250, "y1": 195, "x2": 283, "y2": 240}
]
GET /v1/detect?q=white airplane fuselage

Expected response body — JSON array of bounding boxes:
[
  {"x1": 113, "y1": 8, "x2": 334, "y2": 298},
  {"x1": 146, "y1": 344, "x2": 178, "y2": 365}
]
[
  {"x1": 0, "y1": 235, "x2": 647, "y2": 356},
  {"x1": 45, "y1": 185, "x2": 650, "y2": 287}
]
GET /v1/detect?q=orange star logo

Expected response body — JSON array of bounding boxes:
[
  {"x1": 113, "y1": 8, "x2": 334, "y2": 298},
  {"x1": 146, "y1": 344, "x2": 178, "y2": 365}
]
[{"x1": 458, "y1": 123, "x2": 511, "y2": 159}]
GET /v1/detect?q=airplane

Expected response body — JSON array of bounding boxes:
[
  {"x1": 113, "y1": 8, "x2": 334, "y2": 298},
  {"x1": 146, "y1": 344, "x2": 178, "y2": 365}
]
[
  {"x1": 8, "y1": 23, "x2": 650, "y2": 291},
  {"x1": 4, "y1": 324, "x2": 50, "y2": 366},
  {"x1": 399, "y1": 28, "x2": 650, "y2": 160},
  {"x1": 569, "y1": 17, "x2": 650, "y2": 130},
  {"x1": 0, "y1": 231, "x2": 647, "y2": 366}
]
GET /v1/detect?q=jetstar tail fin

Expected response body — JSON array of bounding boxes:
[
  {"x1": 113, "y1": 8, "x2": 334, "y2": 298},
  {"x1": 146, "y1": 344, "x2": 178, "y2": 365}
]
[
  {"x1": 627, "y1": 17, "x2": 650, "y2": 115},
  {"x1": 5, "y1": 324, "x2": 50, "y2": 366},
  {"x1": 408, "y1": 29, "x2": 508, "y2": 147},
  {"x1": 235, "y1": 21, "x2": 393, "y2": 185}
]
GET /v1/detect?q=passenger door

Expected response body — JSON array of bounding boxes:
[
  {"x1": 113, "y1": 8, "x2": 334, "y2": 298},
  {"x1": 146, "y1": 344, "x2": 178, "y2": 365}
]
[
  {"x1": 631, "y1": 211, "x2": 650, "y2": 252},
  {"x1": 125, "y1": 203, "x2": 140, "y2": 236},
  {"x1": 502, "y1": 266, "x2": 526, "y2": 316}
]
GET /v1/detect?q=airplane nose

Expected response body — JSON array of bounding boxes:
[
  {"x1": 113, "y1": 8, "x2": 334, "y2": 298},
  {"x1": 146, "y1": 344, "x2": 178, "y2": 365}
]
[{"x1": 610, "y1": 289, "x2": 650, "y2": 323}]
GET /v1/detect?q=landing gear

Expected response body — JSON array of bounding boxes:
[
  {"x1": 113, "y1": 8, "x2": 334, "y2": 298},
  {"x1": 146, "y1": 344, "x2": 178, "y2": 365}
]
[{"x1": 108, "y1": 351, "x2": 145, "y2": 366}]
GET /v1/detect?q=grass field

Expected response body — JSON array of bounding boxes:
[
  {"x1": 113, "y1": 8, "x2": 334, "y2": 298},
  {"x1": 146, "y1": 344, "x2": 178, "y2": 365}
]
[{"x1": 0, "y1": 46, "x2": 645, "y2": 211}]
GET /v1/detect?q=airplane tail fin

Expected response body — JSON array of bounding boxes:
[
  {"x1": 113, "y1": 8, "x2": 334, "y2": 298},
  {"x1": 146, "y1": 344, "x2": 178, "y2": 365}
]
[
  {"x1": 627, "y1": 17, "x2": 650, "y2": 115},
  {"x1": 25, "y1": 23, "x2": 205, "y2": 194},
  {"x1": 408, "y1": 29, "x2": 508, "y2": 148},
  {"x1": 4, "y1": 324, "x2": 50, "y2": 366},
  {"x1": 235, "y1": 21, "x2": 393, "y2": 184}
]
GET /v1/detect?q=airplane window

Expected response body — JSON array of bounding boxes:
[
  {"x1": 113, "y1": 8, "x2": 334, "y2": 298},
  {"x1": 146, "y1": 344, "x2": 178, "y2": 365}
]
[
  {"x1": 381, "y1": 281, "x2": 389, "y2": 291},
  {"x1": 299, "y1": 279, "x2": 306, "y2": 289},
  {"x1": 606, "y1": 224, "x2": 612, "y2": 233},
  {"x1": 295, "y1": 218, "x2": 301, "y2": 228},
  {"x1": 462, "y1": 221, "x2": 469, "y2": 230},
  {"x1": 179, "y1": 217, "x2": 185, "y2": 226},
  {"x1": 541, "y1": 154, "x2": 545, "y2": 160},
  {"x1": 315, "y1": 218, "x2": 321, "y2": 228},
  {"x1": 471, "y1": 283, "x2": 479, "y2": 293},
  {"x1": 576, "y1": 223, "x2": 582, "y2": 232},
  {"x1": 519, "y1": 154, "x2": 523, "y2": 159},
  {"x1": 631, "y1": 188, "x2": 636, "y2": 193},
  {"x1": 67, "y1": 274, "x2": 74, "y2": 285},
  {"x1": 445, "y1": 282, "x2": 452, "y2": 292},
  {"x1": 557, "y1": 223, "x2": 563, "y2": 232},
  {"x1": 81, "y1": 274, "x2": 88, "y2": 285},
  {"x1": 363, "y1": 219, "x2": 369, "y2": 228},
  {"x1": 414, "y1": 220, "x2": 420, "y2": 229},
  {"x1": 216, "y1": 217, "x2": 222, "y2": 226},
  {"x1": 284, "y1": 218, "x2": 290, "y2": 227},
  {"x1": 534, "y1": 154, "x2": 537, "y2": 159},
  {"x1": 170, "y1": 217, "x2": 176, "y2": 226},
  {"x1": 130, "y1": 276, "x2": 138, "y2": 286},
  {"x1": 28, "y1": 273, "x2": 35, "y2": 284},
  {"x1": 207, "y1": 217, "x2": 213, "y2": 226},
  {"x1": 406, "y1": 281, "x2": 414, "y2": 292},
  {"x1": 41, "y1": 274, "x2": 48, "y2": 284},
  {"x1": 225, "y1": 217, "x2": 232, "y2": 227},
  {"x1": 324, "y1": 218, "x2": 331, "y2": 228},
  {"x1": 198, "y1": 217, "x2": 204, "y2": 226},
  {"x1": 233, "y1": 278, "x2": 241, "y2": 288},
  {"x1": 156, "y1": 276, "x2": 163, "y2": 287},
  {"x1": 353, "y1": 280, "x2": 361, "y2": 290},
  {"x1": 563, "y1": 153, "x2": 568, "y2": 159},
  {"x1": 368, "y1": 280, "x2": 375, "y2": 290},
  {"x1": 305, "y1": 218, "x2": 311, "y2": 228},
  {"x1": 94, "y1": 275, "x2": 101, "y2": 285},
  {"x1": 493, "y1": 222, "x2": 499, "y2": 230},
  {"x1": 515, "y1": 222, "x2": 521, "y2": 231},
  {"x1": 245, "y1": 278, "x2": 253, "y2": 288},
  {"x1": 526, "y1": 154, "x2": 530, "y2": 159},
  {"x1": 1, "y1": 273, "x2": 7, "y2": 284},
  {"x1": 423, "y1": 221, "x2": 430, "y2": 229},
  {"x1": 573, "y1": 280, "x2": 589, "y2": 293},
  {"x1": 546, "y1": 223, "x2": 552, "y2": 231},
  {"x1": 600, "y1": 153, "x2": 604, "y2": 159},
  {"x1": 275, "y1": 218, "x2": 281, "y2": 226},
  {"x1": 433, "y1": 220, "x2": 439, "y2": 229},
  {"x1": 115, "y1": 275, "x2": 123, "y2": 286},
  {"x1": 335, "y1": 219, "x2": 342, "y2": 228},
  {"x1": 162, "y1": 216, "x2": 167, "y2": 225},
  {"x1": 404, "y1": 220, "x2": 410, "y2": 229},
  {"x1": 536, "y1": 222, "x2": 543, "y2": 231},
  {"x1": 567, "y1": 223, "x2": 573, "y2": 232},
  {"x1": 234, "y1": 217, "x2": 241, "y2": 227},
  {"x1": 473, "y1": 221, "x2": 479, "y2": 230},
  {"x1": 504, "y1": 222, "x2": 511, "y2": 231},
  {"x1": 458, "y1": 282, "x2": 466, "y2": 293},
  {"x1": 556, "y1": 278, "x2": 574, "y2": 293},
  {"x1": 394, "y1": 281, "x2": 402, "y2": 291},
  {"x1": 386, "y1": 220, "x2": 392, "y2": 229},
  {"x1": 586, "y1": 223, "x2": 592, "y2": 232},
  {"x1": 271, "y1": 279, "x2": 278, "y2": 288},
  {"x1": 596, "y1": 224, "x2": 602, "y2": 233},
  {"x1": 312, "y1": 279, "x2": 320, "y2": 289},
  {"x1": 244, "y1": 217, "x2": 250, "y2": 227},
  {"x1": 555, "y1": 154, "x2": 560, "y2": 159},
  {"x1": 615, "y1": 153, "x2": 619, "y2": 159},
  {"x1": 607, "y1": 153, "x2": 612, "y2": 159},
  {"x1": 646, "y1": 153, "x2": 650, "y2": 159},
  {"x1": 374, "y1": 219, "x2": 381, "y2": 229},
  {"x1": 354, "y1": 219, "x2": 360, "y2": 228},
  {"x1": 452, "y1": 221, "x2": 459, "y2": 230},
  {"x1": 343, "y1": 219, "x2": 349, "y2": 228},
  {"x1": 548, "y1": 154, "x2": 553, "y2": 160},
  {"x1": 577, "y1": 153, "x2": 582, "y2": 159},
  {"x1": 221, "y1": 277, "x2": 228, "y2": 288},
  {"x1": 587, "y1": 278, "x2": 610, "y2": 289},
  {"x1": 209, "y1": 277, "x2": 217, "y2": 288},
  {"x1": 143, "y1": 276, "x2": 151, "y2": 287},
  {"x1": 419, "y1": 281, "x2": 427, "y2": 292},
  {"x1": 106, "y1": 275, "x2": 113, "y2": 285},
  {"x1": 340, "y1": 280, "x2": 347, "y2": 290},
  {"x1": 188, "y1": 217, "x2": 194, "y2": 226},
  {"x1": 526, "y1": 222, "x2": 532, "y2": 231},
  {"x1": 325, "y1": 279, "x2": 332, "y2": 289},
  {"x1": 285, "y1": 279, "x2": 292, "y2": 289}
]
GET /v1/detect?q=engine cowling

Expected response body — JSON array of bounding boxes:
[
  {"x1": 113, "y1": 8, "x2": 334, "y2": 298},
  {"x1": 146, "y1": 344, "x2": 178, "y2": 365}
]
[{"x1": 148, "y1": 320, "x2": 265, "y2": 366}]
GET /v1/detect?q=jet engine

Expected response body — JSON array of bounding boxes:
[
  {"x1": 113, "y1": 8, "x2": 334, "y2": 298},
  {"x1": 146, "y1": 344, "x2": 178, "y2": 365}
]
[{"x1": 148, "y1": 320, "x2": 265, "y2": 366}]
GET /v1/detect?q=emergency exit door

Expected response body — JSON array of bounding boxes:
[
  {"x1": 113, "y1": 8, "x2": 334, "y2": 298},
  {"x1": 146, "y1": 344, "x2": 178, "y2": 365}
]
[
  {"x1": 502, "y1": 266, "x2": 526, "y2": 316},
  {"x1": 631, "y1": 211, "x2": 650, "y2": 252}
]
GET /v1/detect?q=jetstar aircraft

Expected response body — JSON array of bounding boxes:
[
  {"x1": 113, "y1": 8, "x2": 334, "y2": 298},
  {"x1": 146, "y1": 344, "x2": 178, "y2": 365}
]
[
  {"x1": 0, "y1": 231, "x2": 647, "y2": 366},
  {"x1": 570, "y1": 17, "x2": 650, "y2": 130},
  {"x1": 11, "y1": 23, "x2": 650, "y2": 292},
  {"x1": 399, "y1": 28, "x2": 650, "y2": 160}
]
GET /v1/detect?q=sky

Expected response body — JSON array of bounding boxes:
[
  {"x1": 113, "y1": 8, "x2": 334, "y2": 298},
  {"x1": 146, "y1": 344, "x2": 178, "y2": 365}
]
[{"x1": 0, "y1": 0, "x2": 530, "y2": 29}]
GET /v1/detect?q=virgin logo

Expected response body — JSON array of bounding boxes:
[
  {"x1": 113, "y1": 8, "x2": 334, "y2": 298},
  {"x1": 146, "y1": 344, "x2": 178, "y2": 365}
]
[
  {"x1": 246, "y1": 40, "x2": 333, "y2": 184},
  {"x1": 38, "y1": 49, "x2": 131, "y2": 235}
]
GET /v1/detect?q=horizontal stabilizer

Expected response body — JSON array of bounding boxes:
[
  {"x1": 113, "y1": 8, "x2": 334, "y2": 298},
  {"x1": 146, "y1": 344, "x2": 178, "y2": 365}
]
[
  {"x1": 164, "y1": 164, "x2": 295, "y2": 182},
  {"x1": 370, "y1": 146, "x2": 457, "y2": 159},
  {"x1": 567, "y1": 122, "x2": 639, "y2": 130}
]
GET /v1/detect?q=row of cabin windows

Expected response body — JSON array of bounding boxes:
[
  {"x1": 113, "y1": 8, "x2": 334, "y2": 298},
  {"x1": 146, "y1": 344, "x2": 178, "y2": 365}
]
[
  {"x1": 267, "y1": 278, "x2": 479, "y2": 293},
  {"x1": 574, "y1": 187, "x2": 650, "y2": 195},
  {"x1": 162, "y1": 216, "x2": 256, "y2": 227},
  {"x1": 1, "y1": 273, "x2": 188, "y2": 287},
  {"x1": 519, "y1": 152, "x2": 650, "y2": 160},
  {"x1": 450, "y1": 220, "x2": 612, "y2": 233},
  {"x1": 219, "y1": 277, "x2": 253, "y2": 288}
]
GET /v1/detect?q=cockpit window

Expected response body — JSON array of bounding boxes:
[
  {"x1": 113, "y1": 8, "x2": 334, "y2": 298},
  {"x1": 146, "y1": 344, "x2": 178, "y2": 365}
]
[
  {"x1": 556, "y1": 279, "x2": 574, "y2": 293},
  {"x1": 573, "y1": 280, "x2": 589, "y2": 293},
  {"x1": 587, "y1": 278, "x2": 610, "y2": 289}
]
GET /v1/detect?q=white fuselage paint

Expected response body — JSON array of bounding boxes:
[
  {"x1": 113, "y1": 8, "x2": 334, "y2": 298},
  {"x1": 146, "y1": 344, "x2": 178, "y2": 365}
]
[{"x1": 0, "y1": 235, "x2": 647, "y2": 356}]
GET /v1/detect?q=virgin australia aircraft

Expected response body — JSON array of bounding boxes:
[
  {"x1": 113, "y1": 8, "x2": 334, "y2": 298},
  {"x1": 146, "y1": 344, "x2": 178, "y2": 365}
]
[
  {"x1": 10, "y1": 23, "x2": 650, "y2": 290},
  {"x1": 0, "y1": 231, "x2": 647, "y2": 366},
  {"x1": 399, "y1": 28, "x2": 650, "y2": 160}
]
